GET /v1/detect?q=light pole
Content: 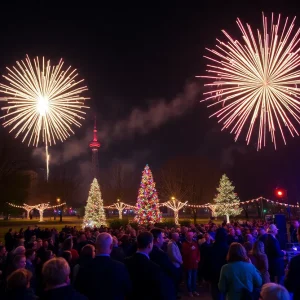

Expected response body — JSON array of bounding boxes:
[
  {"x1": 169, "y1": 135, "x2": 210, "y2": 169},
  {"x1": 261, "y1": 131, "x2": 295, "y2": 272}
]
[{"x1": 57, "y1": 198, "x2": 62, "y2": 222}]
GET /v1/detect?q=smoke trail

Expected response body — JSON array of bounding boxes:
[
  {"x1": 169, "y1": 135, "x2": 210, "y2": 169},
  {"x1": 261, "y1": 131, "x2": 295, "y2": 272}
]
[{"x1": 33, "y1": 81, "x2": 201, "y2": 163}]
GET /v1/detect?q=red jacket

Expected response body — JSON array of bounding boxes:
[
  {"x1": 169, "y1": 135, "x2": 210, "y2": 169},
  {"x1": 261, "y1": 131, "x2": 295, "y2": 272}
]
[{"x1": 182, "y1": 241, "x2": 200, "y2": 270}]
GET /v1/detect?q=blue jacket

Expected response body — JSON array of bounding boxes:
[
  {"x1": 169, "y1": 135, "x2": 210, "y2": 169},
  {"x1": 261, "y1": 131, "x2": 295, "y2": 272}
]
[{"x1": 218, "y1": 261, "x2": 262, "y2": 300}]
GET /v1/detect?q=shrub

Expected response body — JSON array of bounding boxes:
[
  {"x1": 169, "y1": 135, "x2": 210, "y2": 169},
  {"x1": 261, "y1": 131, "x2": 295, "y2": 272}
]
[{"x1": 108, "y1": 219, "x2": 130, "y2": 229}]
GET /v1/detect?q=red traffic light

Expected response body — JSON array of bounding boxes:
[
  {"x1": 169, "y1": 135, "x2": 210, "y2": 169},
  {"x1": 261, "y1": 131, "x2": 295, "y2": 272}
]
[{"x1": 275, "y1": 188, "x2": 286, "y2": 198}]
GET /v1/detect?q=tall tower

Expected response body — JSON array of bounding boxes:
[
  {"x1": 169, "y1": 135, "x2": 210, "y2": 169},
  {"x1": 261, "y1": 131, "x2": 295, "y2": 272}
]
[{"x1": 89, "y1": 117, "x2": 101, "y2": 179}]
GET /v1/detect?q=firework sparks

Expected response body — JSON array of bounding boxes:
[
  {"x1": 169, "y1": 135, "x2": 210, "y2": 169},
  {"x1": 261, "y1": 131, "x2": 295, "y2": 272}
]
[
  {"x1": 0, "y1": 55, "x2": 89, "y2": 178},
  {"x1": 200, "y1": 13, "x2": 300, "y2": 149}
]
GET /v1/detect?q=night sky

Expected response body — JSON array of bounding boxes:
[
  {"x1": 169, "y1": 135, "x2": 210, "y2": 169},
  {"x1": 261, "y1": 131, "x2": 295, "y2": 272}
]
[{"x1": 1, "y1": 1, "x2": 300, "y2": 204}]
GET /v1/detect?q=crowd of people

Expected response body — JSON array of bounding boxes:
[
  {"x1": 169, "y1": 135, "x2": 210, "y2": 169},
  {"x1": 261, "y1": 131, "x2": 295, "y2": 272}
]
[{"x1": 0, "y1": 219, "x2": 299, "y2": 300}]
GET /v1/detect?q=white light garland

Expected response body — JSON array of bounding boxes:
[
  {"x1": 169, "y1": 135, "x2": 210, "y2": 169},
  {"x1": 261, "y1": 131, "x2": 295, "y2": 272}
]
[
  {"x1": 160, "y1": 198, "x2": 187, "y2": 225},
  {"x1": 7, "y1": 202, "x2": 66, "y2": 222},
  {"x1": 104, "y1": 201, "x2": 135, "y2": 219}
]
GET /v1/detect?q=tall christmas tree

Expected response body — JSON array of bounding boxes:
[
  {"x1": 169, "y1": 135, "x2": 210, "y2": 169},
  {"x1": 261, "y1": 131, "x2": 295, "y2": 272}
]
[
  {"x1": 83, "y1": 178, "x2": 106, "y2": 228},
  {"x1": 134, "y1": 164, "x2": 161, "y2": 224},
  {"x1": 214, "y1": 174, "x2": 242, "y2": 224}
]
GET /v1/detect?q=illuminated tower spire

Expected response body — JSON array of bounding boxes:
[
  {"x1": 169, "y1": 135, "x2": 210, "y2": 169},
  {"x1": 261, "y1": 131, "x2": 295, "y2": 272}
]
[{"x1": 89, "y1": 116, "x2": 101, "y2": 178}]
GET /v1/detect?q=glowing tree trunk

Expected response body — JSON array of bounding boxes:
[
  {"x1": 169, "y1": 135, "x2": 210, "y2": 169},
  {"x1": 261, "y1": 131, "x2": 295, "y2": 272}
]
[
  {"x1": 7, "y1": 203, "x2": 37, "y2": 219},
  {"x1": 163, "y1": 197, "x2": 187, "y2": 225},
  {"x1": 115, "y1": 202, "x2": 127, "y2": 219},
  {"x1": 174, "y1": 210, "x2": 180, "y2": 225},
  {"x1": 39, "y1": 209, "x2": 44, "y2": 222},
  {"x1": 226, "y1": 214, "x2": 230, "y2": 224},
  {"x1": 208, "y1": 204, "x2": 217, "y2": 218},
  {"x1": 7, "y1": 202, "x2": 65, "y2": 222},
  {"x1": 104, "y1": 201, "x2": 134, "y2": 220},
  {"x1": 36, "y1": 203, "x2": 50, "y2": 222},
  {"x1": 35, "y1": 202, "x2": 65, "y2": 222},
  {"x1": 24, "y1": 207, "x2": 33, "y2": 219}
]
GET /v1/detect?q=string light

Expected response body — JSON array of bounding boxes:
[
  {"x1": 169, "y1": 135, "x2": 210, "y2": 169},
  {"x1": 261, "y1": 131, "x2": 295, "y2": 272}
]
[
  {"x1": 183, "y1": 197, "x2": 299, "y2": 209},
  {"x1": 104, "y1": 201, "x2": 135, "y2": 219},
  {"x1": 7, "y1": 203, "x2": 37, "y2": 219},
  {"x1": 161, "y1": 197, "x2": 188, "y2": 225},
  {"x1": 7, "y1": 201, "x2": 65, "y2": 222}
]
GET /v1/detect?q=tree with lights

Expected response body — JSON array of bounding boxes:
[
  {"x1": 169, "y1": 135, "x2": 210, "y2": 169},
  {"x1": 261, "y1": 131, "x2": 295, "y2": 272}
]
[
  {"x1": 134, "y1": 164, "x2": 161, "y2": 224},
  {"x1": 83, "y1": 178, "x2": 106, "y2": 228},
  {"x1": 163, "y1": 197, "x2": 187, "y2": 225},
  {"x1": 214, "y1": 174, "x2": 242, "y2": 223}
]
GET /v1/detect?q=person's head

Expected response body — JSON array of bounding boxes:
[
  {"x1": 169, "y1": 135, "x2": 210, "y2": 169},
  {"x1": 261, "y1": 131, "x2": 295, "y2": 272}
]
[
  {"x1": 7, "y1": 269, "x2": 32, "y2": 290},
  {"x1": 150, "y1": 228, "x2": 164, "y2": 248},
  {"x1": 42, "y1": 257, "x2": 70, "y2": 289},
  {"x1": 25, "y1": 249, "x2": 36, "y2": 262},
  {"x1": 86, "y1": 231, "x2": 92, "y2": 239},
  {"x1": 112, "y1": 236, "x2": 119, "y2": 247},
  {"x1": 171, "y1": 232, "x2": 180, "y2": 242},
  {"x1": 137, "y1": 231, "x2": 153, "y2": 254},
  {"x1": 246, "y1": 234, "x2": 254, "y2": 244},
  {"x1": 260, "y1": 283, "x2": 290, "y2": 300},
  {"x1": 259, "y1": 227, "x2": 266, "y2": 235},
  {"x1": 81, "y1": 244, "x2": 95, "y2": 259},
  {"x1": 181, "y1": 226, "x2": 188, "y2": 233},
  {"x1": 227, "y1": 242, "x2": 248, "y2": 263},
  {"x1": 13, "y1": 246, "x2": 25, "y2": 256},
  {"x1": 268, "y1": 224, "x2": 278, "y2": 236},
  {"x1": 43, "y1": 240, "x2": 49, "y2": 249},
  {"x1": 95, "y1": 232, "x2": 113, "y2": 255},
  {"x1": 229, "y1": 228, "x2": 235, "y2": 236},
  {"x1": 45, "y1": 250, "x2": 55, "y2": 261},
  {"x1": 204, "y1": 233, "x2": 212, "y2": 243},
  {"x1": 79, "y1": 233, "x2": 87, "y2": 242},
  {"x1": 186, "y1": 231, "x2": 194, "y2": 242},
  {"x1": 252, "y1": 241, "x2": 265, "y2": 256},
  {"x1": 244, "y1": 242, "x2": 252, "y2": 253},
  {"x1": 63, "y1": 238, "x2": 73, "y2": 251},
  {"x1": 61, "y1": 251, "x2": 72, "y2": 263},
  {"x1": 235, "y1": 229, "x2": 241, "y2": 236},
  {"x1": 0, "y1": 245, "x2": 6, "y2": 257},
  {"x1": 119, "y1": 234, "x2": 130, "y2": 245},
  {"x1": 17, "y1": 238, "x2": 25, "y2": 247},
  {"x1": 13, "y1": 254, "x2": 27, "y2": 269},
  {"x1": 252, "y1": 229, "x2": 258, "y2": 237},
  {"x1": 36, "y1": 238, "x2": 42, "y2": 249}
]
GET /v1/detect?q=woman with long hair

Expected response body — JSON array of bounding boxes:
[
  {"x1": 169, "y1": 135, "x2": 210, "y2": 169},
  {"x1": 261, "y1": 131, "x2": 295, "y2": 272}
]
[
  {"x1": 6, "y1": 268, "x2": 37, "y2": 300},
  {"x1": 249, "y1": 241, "x2": 270, "y2": 284},
  {"x1": 218, "y1": 242, "x2": 262, "y2": 300}
]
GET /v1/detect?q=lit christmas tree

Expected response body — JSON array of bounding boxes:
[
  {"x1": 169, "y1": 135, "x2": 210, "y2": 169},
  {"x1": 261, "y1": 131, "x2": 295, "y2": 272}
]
[
  {"x1": 214, "y1": 174, "x2": 242, "y2": 224},
  {"x1": 83, "y1": 178, "x2": 106, "y2": 228},
  {"x1": 134, "y1": 164, "x2": 161, "y2": 224}
]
